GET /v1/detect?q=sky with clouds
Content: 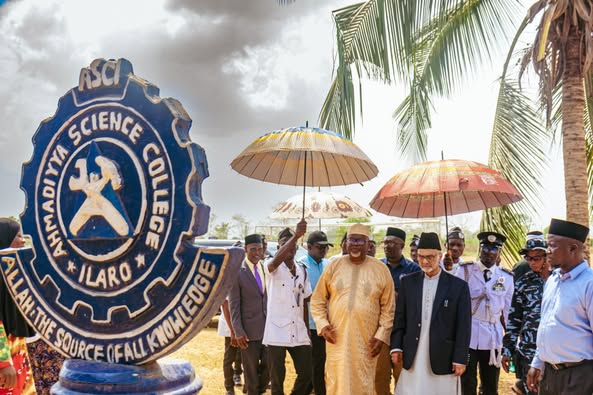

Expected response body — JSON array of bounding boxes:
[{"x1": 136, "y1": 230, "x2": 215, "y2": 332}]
[{"x1": 0, "y1": 0, "x2": 565, "y2": 236}]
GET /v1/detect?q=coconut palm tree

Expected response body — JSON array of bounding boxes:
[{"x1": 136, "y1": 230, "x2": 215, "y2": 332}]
[{"x1": 317, "y1": 0, "x2": 593, "y2": 261}]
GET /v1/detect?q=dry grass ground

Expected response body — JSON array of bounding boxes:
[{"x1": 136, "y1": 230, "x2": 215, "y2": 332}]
[{"x1": 171, "y1": 324, "x2": 517, "y2": 395}]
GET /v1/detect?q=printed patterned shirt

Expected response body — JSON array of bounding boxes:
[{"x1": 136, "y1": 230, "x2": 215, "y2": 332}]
[{"x1": 502, "y1": 270, "x2": 545, "y2": 359}]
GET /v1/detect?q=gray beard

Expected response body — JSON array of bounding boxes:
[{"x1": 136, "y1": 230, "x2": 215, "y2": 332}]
[{"x1": 421, "y1": 266, "x2": 432, "y2": 274}]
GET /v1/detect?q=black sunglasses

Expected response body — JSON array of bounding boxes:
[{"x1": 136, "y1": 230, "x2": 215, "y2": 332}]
[{"x1": 481, "y1": 245, "x2": 500, "y2": 253}]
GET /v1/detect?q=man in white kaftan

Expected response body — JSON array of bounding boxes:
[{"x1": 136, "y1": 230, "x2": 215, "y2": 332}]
[{"x1": 391, "y1": 232, "x2": 471, "y2": 395}]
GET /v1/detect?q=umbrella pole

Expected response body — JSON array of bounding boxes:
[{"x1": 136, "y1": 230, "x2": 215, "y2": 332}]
[
  {"x1": 318, "y1": 186, "x2": 321, "y2": 230},
  {"x1": 443, "y1": 191, "x2": 449, "y2": 239},
  {"x1": 441, "y1": 151, "x2": 450, "y2": 251},
  {"x1": 302, "y1": 151, "x2": 307, "y2": 219}
]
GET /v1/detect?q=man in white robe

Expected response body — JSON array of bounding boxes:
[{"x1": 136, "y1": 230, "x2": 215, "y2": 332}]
[{"x1": 390, "y1": 232, "x2": 471, "y2": 395}]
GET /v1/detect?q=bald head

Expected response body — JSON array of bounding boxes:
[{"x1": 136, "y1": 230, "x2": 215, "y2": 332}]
[{"x1": 547, "y1": 234, "x2": 584, "y2": 272}]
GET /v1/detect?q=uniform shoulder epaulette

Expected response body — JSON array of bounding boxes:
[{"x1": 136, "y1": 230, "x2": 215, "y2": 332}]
[
  {"x1": 500, "y1": 267, "x2": 513, "y2": 276},
  {"x1": 459, "y1": 261, "x2": 475, "y2": 266}
]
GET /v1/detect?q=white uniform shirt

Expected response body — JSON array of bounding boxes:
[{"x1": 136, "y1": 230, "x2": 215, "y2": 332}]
[
  {"x1": 217, "y1": 306, "x2": 232, "y2": 337},
  {"x1": 263, "y1": 262, "x2": 312, "y2": 347},
  {"x1": 440, "y1": 256, "x2": 463, "y2": 275},
  {"x1": 456, "y1": 262, "x2": 514, "y2": 351},
  {"x1": 217, "y1": 295, "x2": 232, "y2": 337}
]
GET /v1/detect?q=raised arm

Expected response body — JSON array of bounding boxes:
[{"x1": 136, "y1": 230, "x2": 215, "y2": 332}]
[{"x1": 267, "y1": 219, "x2": 307, "y2": 273}]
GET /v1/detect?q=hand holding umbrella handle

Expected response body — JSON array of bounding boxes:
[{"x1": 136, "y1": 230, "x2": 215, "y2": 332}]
[
  {"x1": 296, "y1": 219, "x2": 307, "y2": 239},
  {"x1": 443, "y1": 250, "x2": 454, "y2": 271}
]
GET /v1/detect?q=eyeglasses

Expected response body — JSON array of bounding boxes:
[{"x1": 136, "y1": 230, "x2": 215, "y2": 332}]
[
  {"x1": 417, "y1": 254, "x2": 437, "y2": 261},
  {"x1": 481, "y1": 245, "x2": 500, "y2": 253},
  {"x1": 525, "y1": 255, "x2": 546, "y2": 262},
  {"x1": 525, "y1": 239, "x2": 547, "y2": 249},
  {"x1": 347, "y1": 237, "x2": 366, "y2": 245}
]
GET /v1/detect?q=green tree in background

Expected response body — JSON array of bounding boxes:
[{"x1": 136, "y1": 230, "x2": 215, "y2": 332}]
[
  {"x1": 316, "y1": 0, "x2": 593, "y2": 262},
  {"x1": 212, "y1": 222, "x2": 231, "y2": 240},
  {"x1": 231, "y1": 214, "x2": 250, "y2": 239}
]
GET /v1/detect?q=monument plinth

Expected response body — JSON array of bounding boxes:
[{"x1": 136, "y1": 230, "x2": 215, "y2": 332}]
[{"x1": 0, "y1": 58, "x2": 243, "y2": 393}]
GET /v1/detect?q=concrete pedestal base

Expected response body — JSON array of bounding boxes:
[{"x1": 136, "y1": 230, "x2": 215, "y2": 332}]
[{"x1": 51, "y1": 358, "x2": 202, "y2": 394}]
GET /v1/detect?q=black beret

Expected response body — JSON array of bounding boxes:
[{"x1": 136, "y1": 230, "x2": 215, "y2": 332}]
[
  {"x1": 417, "y1": 232, "x2": 442, "y2": 250},
  {"x1": 477, "y1": 231, "x2": 506, "y2": 246},
  {"x1": 385, "y1": 227, "x2": 406, "y2": 241},
  {"x1": 549, "y1": 218, "x2": 589, "y2": 243},
  {"x1": 245, "y1": 234, "x2": 263, "y2": 245}
]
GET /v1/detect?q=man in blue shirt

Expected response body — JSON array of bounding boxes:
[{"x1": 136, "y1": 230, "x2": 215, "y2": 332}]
[
  {"x1": 377, "y1": 227, "x2": 421, "y2": 394},
  {"x1": 527, "y1": 218, "x2": 593, "y2": 395},
  {"x1": 299, "y1": 230, "x2": 332, "y2": 395},
  {"x1": 381, "y1": 227, "x2": 422, "y2": 293}
]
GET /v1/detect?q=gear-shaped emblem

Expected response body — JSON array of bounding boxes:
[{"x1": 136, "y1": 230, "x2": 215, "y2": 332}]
[{"x1": 0, "y1": 58, "x2": 243, "y2": 364}]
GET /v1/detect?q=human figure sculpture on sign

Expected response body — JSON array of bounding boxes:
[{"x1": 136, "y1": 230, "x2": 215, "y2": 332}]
[{"x1": 69, "y1": 156, "x2": 129, "y2": 237}]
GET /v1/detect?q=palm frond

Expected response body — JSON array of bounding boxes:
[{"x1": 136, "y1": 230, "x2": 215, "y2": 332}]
[
  {"x1": 477, "y1": 14, "x2": 548, "y2": 264},
  {"x1": 584, "y1": 81, "x2": 593, "y2": 223},
  {"x1": 318, "y1": 69, "x2": 357, "y2": 139},
  {"x1": 333, "y1": 1, "x2": 392, "y2": 81},
  {"x1": 392, "y1": 73, "x2": 433, "y2": 162},
  {"x1": 547, "y1": 85, "x2": 564, "y2": 141},
  {"x1": 414, "y1": 0, "x2": 521, "y2": 97},
  {"x1": 481, "y1": 77, "x2": 548, "y2": 264},
  {"x1": 391, "y1": 0, "x2": 521, "y2": 163}
]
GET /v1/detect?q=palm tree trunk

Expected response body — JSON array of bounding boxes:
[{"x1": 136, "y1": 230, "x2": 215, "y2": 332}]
[{"x1": 562, "y1": 28, "x2": 590, "y2": 258}]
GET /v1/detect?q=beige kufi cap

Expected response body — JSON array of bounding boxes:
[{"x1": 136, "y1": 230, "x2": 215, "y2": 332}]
[{"x1": 347, "y1": 223, "x2": 370, "y2": 238}]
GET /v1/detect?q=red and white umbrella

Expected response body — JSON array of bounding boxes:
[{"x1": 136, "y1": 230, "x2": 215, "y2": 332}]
[{"x1": 370, "y1": 159, "x2": 522, "y2": 218}]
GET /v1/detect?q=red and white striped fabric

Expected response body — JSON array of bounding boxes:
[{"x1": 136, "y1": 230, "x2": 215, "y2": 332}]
[{"x1": 369, "y1": 159, "x2": 522, "y2": 218}]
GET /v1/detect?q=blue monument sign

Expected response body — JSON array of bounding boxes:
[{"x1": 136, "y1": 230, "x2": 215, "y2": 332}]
[{"x1": 0, "y1": 58, "x2": 243, "y2": 392}]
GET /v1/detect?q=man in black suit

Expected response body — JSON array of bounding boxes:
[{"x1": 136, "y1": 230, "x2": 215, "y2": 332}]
[
  {"x1": 390, "y1": 232, "x2": 471, "y2": 394},
  {"x1": 229, "y1": 234, "x2": 269, "y2": 395}
]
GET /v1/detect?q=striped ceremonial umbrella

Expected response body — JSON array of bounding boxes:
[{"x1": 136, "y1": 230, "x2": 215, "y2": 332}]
[
  {"x1": 271, "y1": 191, "x2": 372, "y2": 220},
  {"x1": 231, "y1": 126, "x2": 378, "y2": 218},
  {"x1": 369, "y1": 159, "x2": 522, "y2": 233}
]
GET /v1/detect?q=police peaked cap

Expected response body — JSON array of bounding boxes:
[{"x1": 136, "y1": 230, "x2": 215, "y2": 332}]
[
  {"x1": 549, "y1": 218, "x2": 589, "y2": 243},
  {"x1": 477, "y1": 231, "x2": 506, "y2": 246}
]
